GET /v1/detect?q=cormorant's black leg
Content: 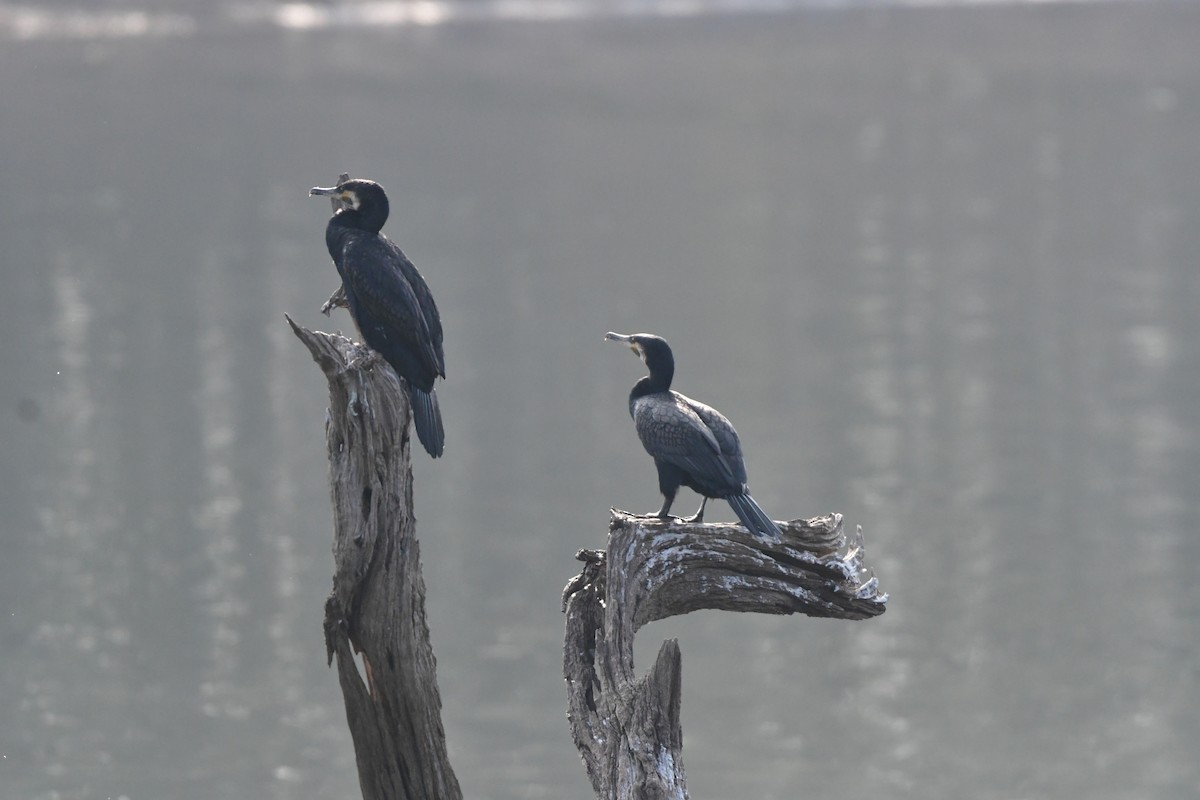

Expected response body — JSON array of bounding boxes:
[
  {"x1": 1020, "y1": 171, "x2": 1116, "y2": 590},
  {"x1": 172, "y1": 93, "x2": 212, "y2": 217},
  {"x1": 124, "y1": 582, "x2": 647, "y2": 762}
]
[
  {"x1": 631, "y1": 489, "x2": 681, "y2": 521},
  {"x1": 682, "y1": 497, "x2": 707, "y2": 524},
  {"x1": 639, "y1": 464, "x2": 688, "y2": 521},
  {"x1": 654, "y1": 495, "x2": 676, "y2": 520}
]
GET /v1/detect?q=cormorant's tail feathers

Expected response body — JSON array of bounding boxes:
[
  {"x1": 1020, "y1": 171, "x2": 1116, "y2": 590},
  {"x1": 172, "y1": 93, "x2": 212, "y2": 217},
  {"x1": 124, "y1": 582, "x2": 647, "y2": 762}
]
[
  {"x1": 411, "y1": 387, "x2": 444, "y2": 458},
  {"x1": 726, "y1": 493, "x2": 782, "y2": 541}
]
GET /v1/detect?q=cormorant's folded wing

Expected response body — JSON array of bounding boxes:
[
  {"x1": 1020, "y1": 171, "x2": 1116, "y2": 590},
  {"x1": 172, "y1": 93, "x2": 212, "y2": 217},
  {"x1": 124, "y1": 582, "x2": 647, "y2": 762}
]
[
  {"x1": 385, "y1": 238, "x2": 445, "y2": 378},
  {"x1": 678, "y1": 395, "x2": 749, "y2": 486},
  {"x1": 634, "y1": 395, "x2": 741, "y2": 493},
  {"x1": 341, "y1": 236, "x2": 443, "y2": 381}
]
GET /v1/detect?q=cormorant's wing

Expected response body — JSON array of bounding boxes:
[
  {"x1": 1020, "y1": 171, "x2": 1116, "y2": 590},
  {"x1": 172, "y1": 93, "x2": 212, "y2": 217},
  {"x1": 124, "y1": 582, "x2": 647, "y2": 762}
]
[
  {"x1": 677, "y1": 394, "x2": 749, "y2": 486},
  {"x1": 338, "y1": 235, "x2": 444, "y2": 383},
  {"x1": 383, "y1": 237, "x2": 445, "y2": 377},
  {"x1": 633, "y1": 393, "x2": 741, "y2": 493}
]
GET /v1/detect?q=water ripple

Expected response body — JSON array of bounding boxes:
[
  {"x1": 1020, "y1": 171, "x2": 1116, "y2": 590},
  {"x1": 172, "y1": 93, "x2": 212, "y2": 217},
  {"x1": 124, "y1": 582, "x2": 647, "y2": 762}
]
[
  {"x1": 2, "y1": 0, "x2": 1123, "y2": 41},
  {"x1": 0, "y1": 6, "x2": 196, "y2": 40}
]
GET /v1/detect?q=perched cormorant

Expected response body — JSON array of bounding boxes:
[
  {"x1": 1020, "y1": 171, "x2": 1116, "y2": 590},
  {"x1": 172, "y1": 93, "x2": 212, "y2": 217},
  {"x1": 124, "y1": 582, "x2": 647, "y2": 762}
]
[
  {"x1": 310, "y1": 178, "x2": 445, "y2": 457},
  {"x1": 605, "y1": 332, "x2": 781, "y2": 540}
]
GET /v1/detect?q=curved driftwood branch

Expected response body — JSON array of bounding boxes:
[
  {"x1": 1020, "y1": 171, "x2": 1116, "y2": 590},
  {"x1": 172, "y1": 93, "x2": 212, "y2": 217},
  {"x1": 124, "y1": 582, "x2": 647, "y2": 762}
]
[
  {"x1": 563, "y1": 511, "x2": 887, "y2": 799},
  {"x1": 287, "y1": 315, "x2": 462, "y2": 800}
]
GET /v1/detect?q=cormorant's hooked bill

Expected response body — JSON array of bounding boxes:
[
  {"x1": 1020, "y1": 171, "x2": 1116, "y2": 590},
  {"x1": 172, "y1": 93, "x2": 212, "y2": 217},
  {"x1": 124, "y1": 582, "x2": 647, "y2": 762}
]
[
  {"x1": 604, "y1": 331, "x2": 643, "y2": 355},
  {"x1": 310, "y1": 184, "x2": 361, "y2": 210},
  {"x1": 605, "y1": 332, "x2": 781, "y2": 541},
  {"x1": 312, "y1": 176, "x2": 446, "y2": 457}
]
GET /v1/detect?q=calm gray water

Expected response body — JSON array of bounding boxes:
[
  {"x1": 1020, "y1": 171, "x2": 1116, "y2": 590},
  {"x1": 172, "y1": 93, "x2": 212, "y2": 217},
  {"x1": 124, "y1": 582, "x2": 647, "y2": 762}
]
[{"x1": 2, "y1": 3, "x2": 1198, "y2": 799}]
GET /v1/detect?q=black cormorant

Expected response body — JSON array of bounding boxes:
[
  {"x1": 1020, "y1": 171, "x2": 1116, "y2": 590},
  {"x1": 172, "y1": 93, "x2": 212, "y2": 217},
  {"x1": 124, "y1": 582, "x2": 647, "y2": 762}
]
[
  {"x1": 605, "y1": 332, "x2": 781, "y2": 540},
  {"x1": 310, "y1": 178, "x2": 445, "y2": 457}
]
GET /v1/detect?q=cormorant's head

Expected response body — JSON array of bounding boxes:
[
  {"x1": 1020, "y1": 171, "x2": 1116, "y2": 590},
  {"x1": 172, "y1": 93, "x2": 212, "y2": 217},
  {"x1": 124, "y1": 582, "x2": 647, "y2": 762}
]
[
  {"x1": 604, "y1": 332, "x2": 675, "y2": 383},
  {"x1": 310, "y1": 178, "x2": 390, "y2": 232}
]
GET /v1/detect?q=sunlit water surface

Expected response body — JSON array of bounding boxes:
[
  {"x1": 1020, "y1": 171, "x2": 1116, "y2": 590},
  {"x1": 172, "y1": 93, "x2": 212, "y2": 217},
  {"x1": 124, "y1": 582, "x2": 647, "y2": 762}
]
[{"x1": 1, "y1": 2, "x2": 1198, "y2": 799}]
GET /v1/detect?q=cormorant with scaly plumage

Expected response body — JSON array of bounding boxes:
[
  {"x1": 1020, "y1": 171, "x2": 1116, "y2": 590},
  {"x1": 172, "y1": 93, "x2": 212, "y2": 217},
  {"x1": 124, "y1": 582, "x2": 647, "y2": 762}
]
[
  {"x1": 605, "y1": 332, "x2": 781, "y2": 540},
  {"x1": 310, "y1": 178, "x2": 445, "y2": 457}
]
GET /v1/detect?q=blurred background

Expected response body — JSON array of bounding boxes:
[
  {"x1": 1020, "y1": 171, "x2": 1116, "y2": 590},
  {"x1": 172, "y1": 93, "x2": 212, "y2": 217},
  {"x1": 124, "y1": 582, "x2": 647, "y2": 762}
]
[{"x1": 2, "y1": 1, "x2": 1198, "y2": 798}]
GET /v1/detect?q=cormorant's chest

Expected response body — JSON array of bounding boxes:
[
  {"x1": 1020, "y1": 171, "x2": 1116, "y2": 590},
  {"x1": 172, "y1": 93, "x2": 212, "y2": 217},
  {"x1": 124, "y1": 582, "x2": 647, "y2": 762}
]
[
  {"x1": 326, "y1": 228, "x2": 373, "y2": 277},
  {"x1": 630, "y1": 393, "x2": 695, "y2": 450}
]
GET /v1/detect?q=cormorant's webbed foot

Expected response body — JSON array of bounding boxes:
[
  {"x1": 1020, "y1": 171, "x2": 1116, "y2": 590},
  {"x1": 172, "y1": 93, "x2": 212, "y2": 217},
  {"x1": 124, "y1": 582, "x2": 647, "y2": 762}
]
[
  {"x1": 681, "y1": 498, "x2": 708, "y2": 524},
  {"x1": 321, "y1": 285, "x2": 348, "y2": 316},
  {"x1": 627, "y1": 497, "x2": 687, "y2": 523}
]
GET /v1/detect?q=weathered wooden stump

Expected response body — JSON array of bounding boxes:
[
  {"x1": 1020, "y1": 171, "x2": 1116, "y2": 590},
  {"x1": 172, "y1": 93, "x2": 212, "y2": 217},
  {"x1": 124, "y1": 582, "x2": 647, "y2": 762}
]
[
  {"x1": 562, "y1": 511, "x2": 887, "y2": 799},
  {"x1": 288, "y1": 317, "x2": 462, "y2": 800},
  {"x1": 293, "y1": 207, "x2": 886, "y2": 799}
]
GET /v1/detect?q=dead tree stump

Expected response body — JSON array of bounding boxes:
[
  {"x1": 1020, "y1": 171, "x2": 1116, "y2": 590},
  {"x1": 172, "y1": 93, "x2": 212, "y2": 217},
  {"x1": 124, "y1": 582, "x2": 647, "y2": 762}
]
[
  {"x1": 288, "y1": 316, "x2": 462, "y2": 800},
  {"x1": 562, "y1": 511, "x2": 887, "y2": 799}
]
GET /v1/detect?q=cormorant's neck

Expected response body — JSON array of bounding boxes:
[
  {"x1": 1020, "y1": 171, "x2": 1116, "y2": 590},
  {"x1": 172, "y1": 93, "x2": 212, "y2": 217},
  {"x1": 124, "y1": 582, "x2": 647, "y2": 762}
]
[
  {"x1": 330, "y1": 205, "x2": 387, "y2": 235},
  {"x1": 630, "y1": 359, "x2": 673, "y2": 399}
]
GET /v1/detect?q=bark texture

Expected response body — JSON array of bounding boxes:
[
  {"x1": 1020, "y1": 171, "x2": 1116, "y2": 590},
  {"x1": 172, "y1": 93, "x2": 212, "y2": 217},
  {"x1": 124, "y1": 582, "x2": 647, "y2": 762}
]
[
  {"x1": 562, "y1": 511, "x2": 888, "y2": 800},
  {"x1": 288, "y1": 316, "x2": 462, "y2": 800}
]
